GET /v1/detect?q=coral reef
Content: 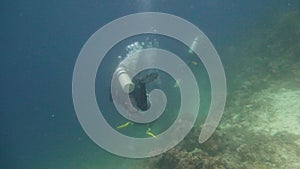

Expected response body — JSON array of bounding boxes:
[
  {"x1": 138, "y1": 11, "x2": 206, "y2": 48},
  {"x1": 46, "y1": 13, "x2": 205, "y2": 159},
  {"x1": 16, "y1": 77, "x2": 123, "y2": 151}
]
[
  {"x1": 145, "y1": 10, "x2": 300, "y2": 169},
  {"x1": 147, "y1": 85, "x2": 300, "y2": 168}
]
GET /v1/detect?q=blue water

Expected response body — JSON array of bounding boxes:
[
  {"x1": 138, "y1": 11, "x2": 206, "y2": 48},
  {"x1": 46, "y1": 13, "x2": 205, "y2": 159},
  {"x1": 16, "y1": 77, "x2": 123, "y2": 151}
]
[{"x1": 1, "y1": 0, "x2": 298, "y2": 169}]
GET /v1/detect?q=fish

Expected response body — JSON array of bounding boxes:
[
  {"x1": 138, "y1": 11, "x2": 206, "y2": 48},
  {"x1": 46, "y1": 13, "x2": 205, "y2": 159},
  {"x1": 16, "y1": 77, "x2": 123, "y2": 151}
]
[
  {"x1": 173, "y1": 79, "x2": 181, "y2": 88},
  {"x1": 191, "y1": 61, "x2": 198, "y2": 65}
]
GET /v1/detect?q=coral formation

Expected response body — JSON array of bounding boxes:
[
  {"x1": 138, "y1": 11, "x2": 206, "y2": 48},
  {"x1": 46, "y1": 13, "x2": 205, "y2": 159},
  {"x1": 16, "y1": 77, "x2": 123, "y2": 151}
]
[{"x1": 144, "y1": 10, "x2": 300, "y2": 169}]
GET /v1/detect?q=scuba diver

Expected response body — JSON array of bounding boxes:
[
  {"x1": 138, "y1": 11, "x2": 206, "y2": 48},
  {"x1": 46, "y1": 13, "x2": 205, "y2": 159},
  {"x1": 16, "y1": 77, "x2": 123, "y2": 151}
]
[{"x1": 112, "y1": 40, "x2": 160, "y2": 138}]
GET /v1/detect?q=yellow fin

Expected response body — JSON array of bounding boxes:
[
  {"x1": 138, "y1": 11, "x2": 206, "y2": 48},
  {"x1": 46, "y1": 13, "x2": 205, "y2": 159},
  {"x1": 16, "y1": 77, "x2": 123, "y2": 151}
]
[
  {"x1": 146, "y1": 128, "x2": 157, "y2": 138},
  {"x1": 116, "y1": 122, "x2": 132, "y2": 129}
]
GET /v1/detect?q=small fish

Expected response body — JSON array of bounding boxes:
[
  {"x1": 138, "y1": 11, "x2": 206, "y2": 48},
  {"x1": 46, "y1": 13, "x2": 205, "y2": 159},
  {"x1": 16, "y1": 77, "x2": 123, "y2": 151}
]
[
  {"x1": 116, "y1": 121, "x2": 133, "y2": 129},
  {"x1": 173, "y1": 79, "x2": 181, "y2": 88},
  {"x1": 146, "y1": 128, "x2": 157, "y2": 138},
  {"x1": 191, "y1": 61, "x2": 198, "y2": 65}
]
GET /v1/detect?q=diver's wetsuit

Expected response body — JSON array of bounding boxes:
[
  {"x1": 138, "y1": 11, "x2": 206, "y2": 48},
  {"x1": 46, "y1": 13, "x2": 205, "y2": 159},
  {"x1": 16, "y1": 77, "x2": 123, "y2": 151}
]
[
  {"x1": 129, "y1": 72, "x2": 158, "y2": 111},
  {"x1": 130, "y1": 81, "x2": 148, "y2": 111}
]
